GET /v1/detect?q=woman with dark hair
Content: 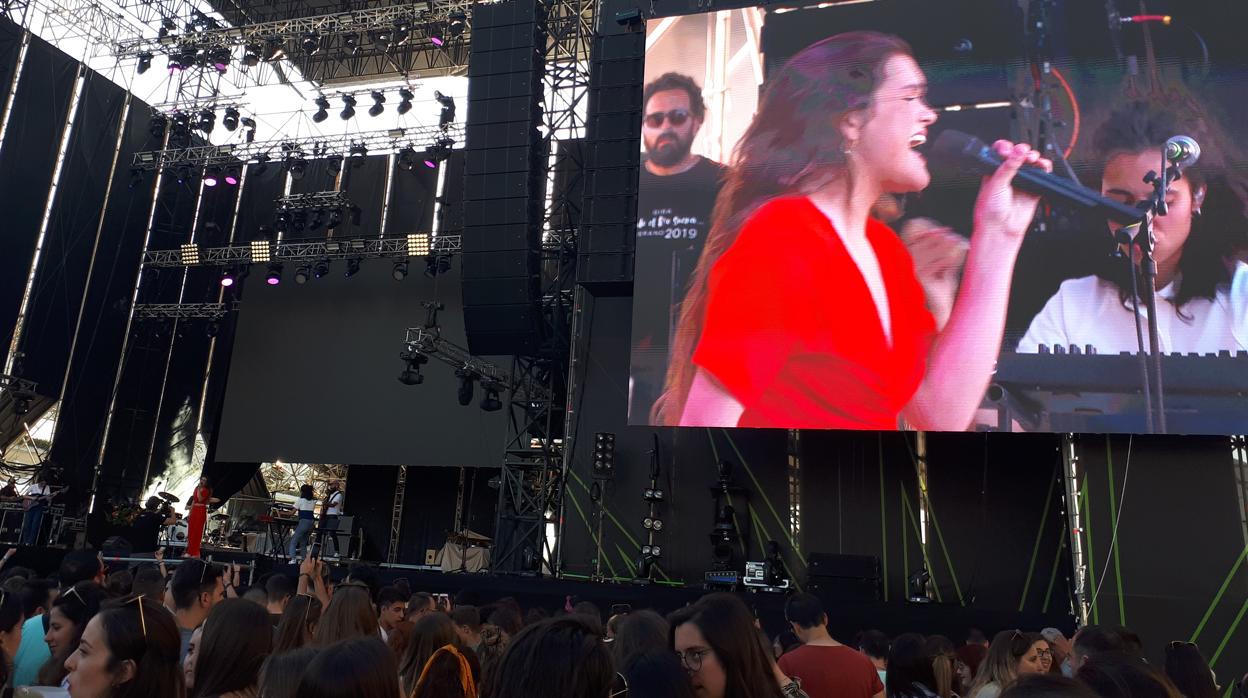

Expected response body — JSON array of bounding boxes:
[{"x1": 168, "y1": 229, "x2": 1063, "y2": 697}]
[
  {"x1": 399, "y1": 613, "x2": 460, "y2": 696},
  {"x1": 410, "y1": 643, "x2": 481, "y2": 698},
  {"x1": 1000, "y1": 674, "x2": 1099, "y2": 698},
  {"x1": 1078, "y1": 653, "x2": 1183, "y2": 698},
  {"x1": 287, "y1": 484, "x2": 318, "y2": 561},
  {"x1": 296, "y1": 637, "x2": 400, "y2": 698},
  {"x1": 313, "y1": 584, "x2": 378, "y2": 646},
  {"x1": 611, "y1": 609, "x2": 669, "y2": 665},
  {"x1": 669, "y1": 593, "x2": 785, "y2": 698},
  {"x1": 968, "y1": 631, "x2": 1047, "y2": 698},
  {"x1": 482, "y1": 616, "x2": 614, "y2": 698},
  {"x1": 37, "y1": 581, "x2": 108, "y2": 688},
  {"x1": 273, "y1": 594, "x2": 322, "y2": 653},
  {"x1": 622, "y1": 649, "x2": 697, "y2": 698},
  {"x1": 1020, "y1": 100, "x2": 1248, "y2": 353},
  {"x1": 657, "y1": 31, "x2": 1049, "y2": 429},
  {"x1": 1163, "y1": 641, "x2": 1218, "y2": 698},
  {"x1": 64, "y1": 596, "x2": 186, "y2": 698},
  {"x1": 186, "y1": 476, "x2": 218, "y2": 559},
  {"x1": 0, "y1": 590, "x2": 23, "y2": 696},
  {"x1": 189, "y1": 598, "x2": 273, "y2": 698},
  {"x1": 888, "y1": 633, "x2": 939, "y2": 698},
  {"x1": 258, "y1": 647, "x2": 319, "y2": 698}
]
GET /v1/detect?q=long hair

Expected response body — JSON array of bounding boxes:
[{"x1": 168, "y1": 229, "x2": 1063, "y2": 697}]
[
  {"x1": 655, "y1": 31, "x2": 913, "y2": 424},
  {"x1": 400, "y1": 612, "x2": 460, "y2": 695},
  {"x1": 259, "y1": 647, "x2": 320, "y2": 698},
  {"x1": 0, "y1": 591, "x2": 20, "y2": 687},
  {"x1": 667, "y1": 593, "x2": 784, "y2": 698},
  {"x1": 275, "y1": 594, "x2": 323, "y2": 653},
  {"x1": 297, "y1": 636, "x2": 401, "y2": 698},
  {"x1": 970, "y1": 631, "x2": 1035, "y2": 698},
  {"x1": 1091, "y1": 100, "x2": 1248, "y2": 310},
  {"x1": 925, "y1": 635, "x2": 960, "y2": 698},
  {"x1": 1078, "y1": 652, "x2": 1183, "y2": 698},
  {"x1": 622, "y1": 648, "x2": 698, "y2": 698},
  {"x1": 888, "y1": 633, "x2": 938, "y2": 698},
  {"x1": 37, "y1": 581, "x2": 108, "y2": 686},
  {"x1": 98, "y1": 596, "x2": 187, "y2": 698},
  {"x1": 190, "y1": 598, "x2": 274, "y2": 698},
  {"x1": 1163, "y1": 642, "x2": 1218, "y2": 698},
  {"x1": 482, "y1": 616, "x2": 615, "y2": 698},
  {"x1": 314, "y1": 584, "x2": 379, "y2": 645},
  {"x1": 476, "y1": 623, "x2": 510, "y2": 689},
  {"x1": 611, "y1": 609, "x2": 669, "y2": 666},
  {"x1": 412, "y1": 644, "x2": 482, "y2": 698}
]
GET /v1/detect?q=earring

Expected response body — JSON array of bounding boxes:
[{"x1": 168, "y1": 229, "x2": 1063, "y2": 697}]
[
  {"x1": 1193, "y1": 207, "x2": 1202, "y2": 217},
  {"x1": 842, "y1": 139, "x2": 857, "y2": 156}
]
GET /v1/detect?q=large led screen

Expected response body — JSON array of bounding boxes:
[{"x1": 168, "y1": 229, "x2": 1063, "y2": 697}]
[{"x1": 627, "y1": 0, "x2": 1248, "y2": 434}]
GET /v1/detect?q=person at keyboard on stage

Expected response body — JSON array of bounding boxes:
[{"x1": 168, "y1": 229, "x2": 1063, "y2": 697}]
[
  {"x1": 287, "y1": 484, "x2": 317, "y2": 561},
  {"x1": 655, "y1": 31, "x2": 1051, "y2": 430},
  {"x1": 1018, "y1": 101, "x2": 1248, "y2": 355}
]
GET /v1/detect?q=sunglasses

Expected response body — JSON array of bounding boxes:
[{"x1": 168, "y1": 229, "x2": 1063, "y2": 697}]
[
  {"x1": 643, "y1": 109, "x2": 691, "y2": 129},
  {"x1": 610, "y1": 671, "x2": 629, "y2": 698}
]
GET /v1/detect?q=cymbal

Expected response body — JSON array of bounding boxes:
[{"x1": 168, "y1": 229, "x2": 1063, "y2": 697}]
[
  {"x1": 158, "y1": 492, "x2": 180, "y2": 503},
  {"x1": 211, "y1": 513, "x2": 230, "y2": 521}
]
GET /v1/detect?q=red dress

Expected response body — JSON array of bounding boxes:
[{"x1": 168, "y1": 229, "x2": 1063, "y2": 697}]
[
  {"x1": 690, "y1": 197, "x2": 936, "y2": 429},
  {"x1": 187, "y1": 486, "x2": 212, "y2": 558}
]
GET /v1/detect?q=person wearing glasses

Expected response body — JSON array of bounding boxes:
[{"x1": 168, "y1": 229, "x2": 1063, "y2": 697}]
[
  {"x1": 630, "y1": 72, "x2": 728, "y2": 421},
  {"x1": 670, "y1": 593, "x2": 786, "y2": 698}
]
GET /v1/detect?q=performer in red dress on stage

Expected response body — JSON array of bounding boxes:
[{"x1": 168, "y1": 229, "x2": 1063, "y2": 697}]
[
  {"x1": 186, "y1": 476, "x2": 217, "y2": 558},
  {"x1": 657, "y1": 31, "x2": 1051, "y2": 430}
]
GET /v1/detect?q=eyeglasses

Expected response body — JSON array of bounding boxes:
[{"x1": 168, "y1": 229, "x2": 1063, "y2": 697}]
[
  {"x1": 610, "y1": 671, "x2": 629, "y2": 698},
  {"x1": 1036, "y1": 648, "x2": 1053, "y2": 659},
  {"x1": 1167, "y1": 641, "x2": 1198, "y2": 651},
  {"x1": 62, "y1": 584, "x2": 85, "y2": 607},
  {"x1": 643, "y1": 109, "x2": 691, "y2": 129},
  {"x1": 676, "y1": 647, "x2": 713, "y2": 673},
  {"x1": 128, "y1": 594, "x2": 148, "y2": 639}
]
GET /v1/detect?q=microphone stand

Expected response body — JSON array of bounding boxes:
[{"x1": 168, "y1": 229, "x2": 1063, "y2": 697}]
[{"x1": 1135, "y1": 152, "x2": 1177, "y2": 434}]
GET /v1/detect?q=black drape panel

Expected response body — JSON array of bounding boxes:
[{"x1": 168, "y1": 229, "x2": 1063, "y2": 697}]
[
  {"x1": 288, "y1": 160, "x2": 332, "y2": 197},
  {"x1": 395, "y1": 466, "x2": 497, "y2": 566},
  {"x1": 235, "y1": 162, "x2": 285, "y2": 241},
  {"x1": 549, "y1": 139, "x2": 583, "y2": 230},
  {"x1": 19, "y1": 73, "x2": 125, "y2": 392},
  {"x1": 437, "y1": 151, "x2": 465, "y2": 235},
  {"x1": 0, "y1": 35, "x2": 76, "y2": 352},
  {"x1": 344, "y1": 464, "x2": 399, "y2": 562},
  {"x1": 386, "y1": 156, "x2": 438, "y2": 234},
  {"x1": 51, "y1": 100, "x2": 160, "y2": 511},
  {"x1": 341, "y1": 154, "x2": 387, "y2": 235},
  {"x1": 0, "y1": 18, "x2": 23, "y2": 127}
]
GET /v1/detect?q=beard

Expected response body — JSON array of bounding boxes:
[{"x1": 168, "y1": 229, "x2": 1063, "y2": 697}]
[{"x1": 646, "y1": 131, "x2": 692, "y2": 167}]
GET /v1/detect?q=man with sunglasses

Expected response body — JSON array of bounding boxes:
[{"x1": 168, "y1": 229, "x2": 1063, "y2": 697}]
[{"x1": 630, "y1": 72, "x2": 726, "y2": 420}]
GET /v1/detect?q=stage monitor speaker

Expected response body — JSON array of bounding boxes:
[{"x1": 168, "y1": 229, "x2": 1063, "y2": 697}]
[
  {"x1": 807, "y1": 552, "x2": 881, "y2": 580},
  {"x1": 577, "y1": 30, "x2": 643, "y2": 295},
  {"x1": 807, "y1": 576, "x2": 882, "y2": 602},
  {"x1": 461, "y1": 0, "x2": 549, "y2": 355}
]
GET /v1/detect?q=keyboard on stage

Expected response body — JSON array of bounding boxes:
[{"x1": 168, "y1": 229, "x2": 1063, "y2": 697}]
[{"x1": 985, "y1": 351, "x2": 1248, "y2": 434}]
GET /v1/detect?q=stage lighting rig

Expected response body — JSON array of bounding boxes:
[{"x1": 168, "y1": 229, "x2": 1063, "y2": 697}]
[
  {"x1": 340, "y1": 94, "x2": 356, "y2": 120},
  {"x1": 448, "y1": 10, "x2": 467, "y2": 37},
  {"x1": 301, "y1": 31, "x2": 321, "y2": 55},
  {"x1": 397, "y1": 88, "x2": 413, "y2": 115},
  {"x1": 313, "y1": 259, "x2": 331, "y2": 278},
  {"x1": 294, "y1": 264, "x2": 311, "y2": 284},
  {"x1": 210, "y1": 47, "x2": 231, "y2": 74},
  {"x1": 434, "y1": 91, "x2": 456, "y2": 129},
  {"x1": 398, "y1": 350, "x2": 428, "y2": 385},
  {"x1": 397, "y1": 146, "x2": 418, "y2": 171},
  {"x1": 203, "y1": 166, "x2": 221, "y2": 187},
  {"x1": 265, "y1": 262, "x2": 283, "y2": 285},
  {"x1": 326, "y1": 154, "x2": 343, "y2": 175},
  {"x1": 197, "y1": 108, "x2": 215, "y2": 134},
  {"x1": 148, "y1": 115, "x2": 167, "y2": 139},
  {"x1": 343, "y1": 33, "x2": 362, "y2": 55},
  {"x1": 243, "y1": 43, "x2": 262, "y2": 66},
  {"x1": 456, "y1": 367, "x2": 478, "y2": 406},
  {"x1": 313, "y1": 95, "x2": 330, "y2": 123},
  {"x1": 348, "y1": 143, "x2": 368, "y2": 165},
  {"x1": 592, "y1": 432, "x2": 615, "y2": 477},
  {"x1": 224, "y1": 164, "x2": 241, "y2": 185},
  {"x1": 137, "y1": 52, "x2": 152, "y2": 74},
  {"x1": 480, "y1": 382, "x2": 503, "y2": 412},
  {"x1": 393, "y1": 17, "x2": 412, "y2": 45},
  {"x1": 424, "y1": 253, "x2": 452, "y2": 277},
  {"x1": 392, "y1": 260, "x2": 409, "y2": 280},
  {"x1": 368, "y1": 91, "x2": 386, "y2": 117},
  {"x1": 344, "y1": 257, "x2": 361, "y2": 277},
  {"x1": 222, "y1": 107, "x2": 240, "y2": 131}
]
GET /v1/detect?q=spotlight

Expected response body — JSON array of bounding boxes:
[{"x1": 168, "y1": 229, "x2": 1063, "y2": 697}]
[
  {"x1": 241, "y1": 117, "x2": 256, "y2": 142},
  {"x1": 393, "y1": 17, "x2": 411, "y2": 45},
  {"x1": 326, "y1": 154, "x2": 343, "y2": 175},
  {"x1": 428, "y1": 136, "x2": 454, "y2": 164},
  {"x1": 222, "y1": 107, "x2": 240, "y2": 131},
  {"x1": 397, "y1": 87, "x2": 413, "y2": 115},
  {"x1": 448, "y1": 10, "x2": 467, "y2": 37},
  {"x1": 430, "y1": 32, "x2": 444, "y2": 47},
  {"x1": 220, "y1": 268, "x2": 237, "y2": 287},
  {"x1": 397, "y1": 146, "x2": 418, "y2": 171},
  {"x1": 399, "y1": 350, "x2": 428, "y2": 385},
  {"x1": 455, "y1": 368, "x2": 477, "y2": 406},
  {"x1": 348, "y1": 143, "x2": 368, "y2": 166},
  {"x1": 197, "y1": 108, "x2": 215, "y2": 134},
  {"x1": 243, "y1": 43, "x2": 262, "y2": 66},
  {"x1": 480, "y1": 383, "x2": 503, "y2": 412},
  {"x1": 148, "y1": 115, "x2": 167, "y2": 139},
  {"x1": 371, "y1": 27, "x2": 393, "y2": 48},
  {"x1": 265, "y1": 262, "x2": 283, "y2": 285},
  {"x1": 368, "y1": 91, "x2": 385, "y2": 117},
  {"x1": 254, "y1": 152, "x2": 271, "y2": 176},
  {"x1": 593, "y1": 432, "x2": 616, "y2": 476},
  {"x1": 263, "y1": 37, "x2": 287, "y2": 61},
  {"x1": 340, "y1": 94, "x2": 356, "y2": 120},
  {"x1": 175, "y1": 164, "x2": 193, "y2": 183},
  {"x1": 327, "y1": 208, "x2": 344, "y2": 229},
  {"x1": 301, "y1": 31, "x2": 321, "y2": 55},
  {"x1": 286, "y1": 156, "x2": 306, "y2": 180},
  {"x1": 392, "y1": 260, "x2": 408, "y2": 280},
  {"x1": 137, "y1": 52, "x2": 152, "y2": 74},
  {"x1": 424, "y1": 253, "x2": 452, "y2": 277},
  {"x1": 129, "y1": 167, "x2": 145, "y2": 189},
  {"x1": 343, "y1": 33, "x2": 362, "y2": 55},
  {"x1": 167, "y1": 55, "x2": 183, "y2": 74},
  {"x1": 203, "y1": 166, "x2": 221, "y2": 187},
  {"x1": 294, "y1": 264, "x2": 311, "y2": 284},
  {"x1": 434, "y1": 91, "x2": 456, "y2": 129},
  {"x1": 224, "y1": 164, "x2": 241, "y2": 185},
  {"x1": 313, "y1": 259, "x2": 330, "y2": 278},
  {"x1": 13, "y1": 396, "x2": 31, "y2": 417},
  {"x1": 211, "y1": 47, "x2": 231, "y2": 73},
  {"x1": 344, "y1": 257, "x2": 361, "y2": 277},
  {"x1": 312, "y1": 95, "x2": 330, "y2": 123}
]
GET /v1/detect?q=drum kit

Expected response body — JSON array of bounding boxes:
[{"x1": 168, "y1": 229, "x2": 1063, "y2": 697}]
[{"x1": 157, "y1": 491, "x2": 188, "y2": 546}]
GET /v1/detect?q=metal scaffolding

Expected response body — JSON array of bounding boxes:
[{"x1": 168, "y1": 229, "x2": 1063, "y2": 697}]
[
  {"x1": 133, "y1": 302, "x2": 234, "y2": 320},
  {"x1": 142, "y1": 233, "x2": 462, "y2": 267}
]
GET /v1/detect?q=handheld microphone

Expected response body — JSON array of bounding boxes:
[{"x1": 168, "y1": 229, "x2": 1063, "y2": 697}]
[
  {"x1": 931, "y1": 130, "x2": 1144, "y2": 226},
  {"x1": 1164, "y1": 135, "x2": 1200, "y2": 169}
]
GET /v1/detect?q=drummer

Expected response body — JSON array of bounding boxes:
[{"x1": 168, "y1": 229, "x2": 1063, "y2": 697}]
[{"x1": 132, "y1": 496, "x2": 177, "y2": 553}]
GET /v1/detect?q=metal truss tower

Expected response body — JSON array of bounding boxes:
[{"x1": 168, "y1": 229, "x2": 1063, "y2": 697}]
[{"x1": 488, "y1": 0, "x2": 593, "y2": 575}]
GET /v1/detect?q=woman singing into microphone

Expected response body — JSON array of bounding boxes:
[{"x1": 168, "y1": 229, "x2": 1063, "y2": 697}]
[
  {"x1": 1018, "y1": 101, "x2": 1248, "y2": 354},
  {"x1": 655, "y1": 31, "x2": 1051, "y2": 430}
]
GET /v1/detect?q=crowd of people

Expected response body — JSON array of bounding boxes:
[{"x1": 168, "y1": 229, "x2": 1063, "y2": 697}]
[{"x1": 0, "y1": 547, "x2": 1235, "y2": 698}]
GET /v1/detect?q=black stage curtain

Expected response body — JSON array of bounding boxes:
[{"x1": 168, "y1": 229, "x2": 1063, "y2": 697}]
[
  {"x1": 341, "y1": 154, "x2": 387, "y2": 235},
  {"x1": 437, "y1": 152, "x2": 465, "y2": 235},
  {"x1": 386, "y1": 155, "x2": 438, "y2": 234},
  {"x1": 18, "y1": 73, "x2": 125, "y2": 393},
  {"x1": 0, "y1": 35, "x2": 77, "y2": 355},
  {"x1": 50, "y1": 100, "x2": 160, "y2": 511},
  {"x1": 0, "y1": 18, "x2": 22, "y2": 120},
  {"x1": 288, "y1": 160, "x2": 332, "y2": 197},
  {"x1": 344, "y1": 464, "x2": 399, "y2": 562},
  {"x1": 395, "y1": 466, "x2": 498, "y2": 566},
  {"x1": 234, "y1": 162, "x2": 286, "y2": 241}
]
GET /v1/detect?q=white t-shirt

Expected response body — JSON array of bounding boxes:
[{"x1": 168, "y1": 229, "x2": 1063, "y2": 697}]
[
  {"x1": 1018, "y1": 262, "x2": 1248, "y2": 355},
  {"x1": 24, "y1": 483, "x2": 49, "y2": 498},
  {"x1": 295, "y1": 497, "x2": 316, "y2": 520},
  {"x1": 325, "y1": 491, "x2": 343, "y2": 516}
]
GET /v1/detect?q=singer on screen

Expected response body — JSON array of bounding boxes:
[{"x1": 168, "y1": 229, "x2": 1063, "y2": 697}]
[
  {"x1": 1018, "y1": 101, "x2": 1248, "y2": 354},
  {"x1": 654, "y1": 32, "x2": 1051, "y2": 430}
]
